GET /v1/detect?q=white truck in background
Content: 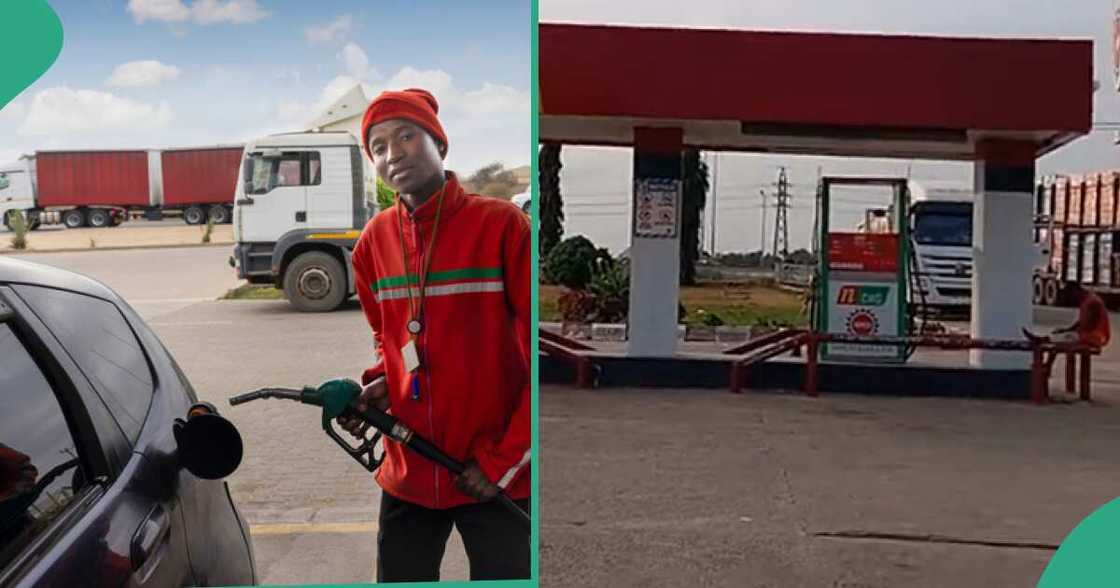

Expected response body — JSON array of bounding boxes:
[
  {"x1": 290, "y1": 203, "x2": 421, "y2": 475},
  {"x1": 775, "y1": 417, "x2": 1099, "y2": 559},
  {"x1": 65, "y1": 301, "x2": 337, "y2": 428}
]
[
  {"x1": 906, "y1": 182, "x2": 975, "y2": 314},
  {"x1": 0, "y1": 159, "x2": 40, "y2": 229},
  {"x1": 231, "y1": 131, "x2": 378, "y2": 312}
]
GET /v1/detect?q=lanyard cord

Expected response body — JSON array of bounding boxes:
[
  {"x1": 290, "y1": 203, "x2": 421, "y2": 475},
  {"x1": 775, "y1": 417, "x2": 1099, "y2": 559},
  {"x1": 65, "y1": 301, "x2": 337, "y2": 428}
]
[{"x1": 396, "y1": 188, "x2": 446, "y2": 333}]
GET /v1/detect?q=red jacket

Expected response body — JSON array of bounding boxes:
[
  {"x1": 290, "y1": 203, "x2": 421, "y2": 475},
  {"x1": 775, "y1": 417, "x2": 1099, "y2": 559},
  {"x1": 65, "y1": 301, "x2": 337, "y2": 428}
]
[
  {"x1": 1077, "y1": 291, "x2": 1111, "y2": 348},
  {"x1": 351, "y1": 173, "x2": 531, "y2": 509}
]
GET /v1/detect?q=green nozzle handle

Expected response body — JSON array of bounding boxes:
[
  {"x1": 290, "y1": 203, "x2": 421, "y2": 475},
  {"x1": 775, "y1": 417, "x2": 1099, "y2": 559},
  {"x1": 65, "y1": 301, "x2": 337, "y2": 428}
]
[{"x1": 317, "y1": 379, "x2": 530, "y2": 531}]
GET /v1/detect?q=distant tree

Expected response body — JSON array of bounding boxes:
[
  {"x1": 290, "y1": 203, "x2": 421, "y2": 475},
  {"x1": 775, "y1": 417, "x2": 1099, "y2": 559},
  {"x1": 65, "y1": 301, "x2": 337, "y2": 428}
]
[
  {"x1": 680, "y1": 149, "x2": 709, "y2": 286},
  {"x1": 463, "y1": 162, "x2": 520, "y2": 199},
  {"x1": 787, "y1": 248, "x2": 814, "y2": 265},
  {"x1": 539, "y1": 143, "x2": 564, "y2": 257}
]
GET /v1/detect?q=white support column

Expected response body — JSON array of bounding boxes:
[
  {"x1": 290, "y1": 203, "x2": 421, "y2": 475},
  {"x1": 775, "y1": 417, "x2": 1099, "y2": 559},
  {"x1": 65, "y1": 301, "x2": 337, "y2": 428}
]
[
  {"x1": 970, "y1": 153, "x2": 1036, "y2": 369},
  {"x1": 627, "y1": 127, "x2": 682, "y2": 357}
]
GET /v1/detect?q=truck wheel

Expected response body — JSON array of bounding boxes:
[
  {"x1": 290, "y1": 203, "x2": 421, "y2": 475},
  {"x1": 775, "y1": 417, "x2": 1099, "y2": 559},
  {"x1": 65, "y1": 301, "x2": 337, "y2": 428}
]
[
  {"x1": 283, "y1": 251, "x2": 347, "y2": 312},
  {"x1": 63, "y1": 209, "x2": 86, "y2": 229},
  {"x1": 1043, "y1": 279, "x2": 1060, "y2": 307},
  {"x1": 208, "y1": 204, "x2": 230, "y2": 224},
  {"x1": 184, "y1": 206, "x2": 205, "y2": 225},
  {"x1": 87, "y1": 208, "x2": 111, "y2": 228},
  {"x1": 1032, "y1": 276, "x2": 1044, "y2": 305}
]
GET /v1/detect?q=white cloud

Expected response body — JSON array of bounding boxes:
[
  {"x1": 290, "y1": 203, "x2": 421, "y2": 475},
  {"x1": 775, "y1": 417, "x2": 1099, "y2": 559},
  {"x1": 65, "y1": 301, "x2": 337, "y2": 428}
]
[
  {"x1": 0, "y1": 100, "x2": 26, "y2": 122},
  {"x1": 128, "y1": 0, "x2": 268, "y2": 25},
  {"x1": 384, "y1": 67, "x2": 454, "y2": 101},
  {"x1": 339, "y1": 43, "x2": 379, "y2": 82},
  {"x1": 107, "y1": 60, "x2": 182, "y2": 88},
  {"x1": 462, "y1": 83, "x2": 530, "y2": 116},
  {"x1": 191, "y1": 0, "x2": 268, "y2": 25},
  {"x1": 128, "y1": 0, "x2": 190, "y2": 23},
  {"x1": 18, "y1": 87, "x2": 173, "y2": 136},
  {"x1": 306, "y1": 15, "x2": 353, "y2": 45},
  {"x1": 379, "y1": 68, "x2": 529, "y2": 120}
]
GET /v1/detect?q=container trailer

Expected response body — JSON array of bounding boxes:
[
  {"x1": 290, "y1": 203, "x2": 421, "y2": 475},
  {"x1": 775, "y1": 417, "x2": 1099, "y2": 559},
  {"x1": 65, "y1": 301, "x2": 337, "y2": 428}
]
[
  {"x1": 1034, "y1": 171, "x2": 1120, "y2": 306},
  {"x1": 0, "y1": 145, "x2": 244, "y2": 229}
]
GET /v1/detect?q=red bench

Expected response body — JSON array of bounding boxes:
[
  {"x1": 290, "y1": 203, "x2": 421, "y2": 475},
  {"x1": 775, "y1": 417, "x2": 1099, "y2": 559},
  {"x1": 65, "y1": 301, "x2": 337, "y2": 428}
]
[
  {"x1": 729, "y1": 332, "x2": 1101, "y2": 404},
  {"x1": 1033, "y1": 342, "x2": 1102, "y2": 402}
]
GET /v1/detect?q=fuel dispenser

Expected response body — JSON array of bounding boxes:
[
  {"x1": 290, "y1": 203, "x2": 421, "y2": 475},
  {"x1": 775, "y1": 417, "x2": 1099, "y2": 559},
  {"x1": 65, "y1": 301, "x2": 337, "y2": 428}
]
[{"x1": 814, "y1": 177, "x2": 910, "y2": 363}]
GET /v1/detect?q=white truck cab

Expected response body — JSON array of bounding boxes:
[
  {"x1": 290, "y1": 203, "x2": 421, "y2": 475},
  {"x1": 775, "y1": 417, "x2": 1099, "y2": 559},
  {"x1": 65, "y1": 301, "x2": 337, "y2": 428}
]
[
  {"x1": 0, "y1": 158, "x2": 39, "y2": 229},
  {"x1": 907, "y1": 181, "x2": 974, "y2": 313},
  {"x1": 232, "y1": 131, "x2": 377, "y2": 311}
]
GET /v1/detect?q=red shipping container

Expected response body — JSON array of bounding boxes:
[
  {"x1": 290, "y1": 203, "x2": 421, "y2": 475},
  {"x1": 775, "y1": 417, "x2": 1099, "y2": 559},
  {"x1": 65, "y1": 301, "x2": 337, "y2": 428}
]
[
  {"x1": 1101, "y1": 172, "x2": 1119, "y2": 227},
  {"x1": 1051, "y1": 227, "x2": 1064, "y2": 272},
  {"x1": 1053, "y1": 176, "x2": 1068, "y2": 224},
  {"x1": 161, "y1": 147, "x2": 244, "y2": 206},
  {"x1": 1083, "y1": 174, "x2": 1099, "y2": 227},
  {"x1": 35, "y1": 151, "x2": 150, "y2": 207},
  {"x1": 1068, "y1": 175, "x2": 1083, "y2": 226}
]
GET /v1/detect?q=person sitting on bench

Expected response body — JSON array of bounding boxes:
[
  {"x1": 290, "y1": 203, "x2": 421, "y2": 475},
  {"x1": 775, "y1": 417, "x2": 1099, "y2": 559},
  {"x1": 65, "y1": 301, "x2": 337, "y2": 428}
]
[{"x1": 1023, "y1": 284, "x2": 1111, "y2": 376}]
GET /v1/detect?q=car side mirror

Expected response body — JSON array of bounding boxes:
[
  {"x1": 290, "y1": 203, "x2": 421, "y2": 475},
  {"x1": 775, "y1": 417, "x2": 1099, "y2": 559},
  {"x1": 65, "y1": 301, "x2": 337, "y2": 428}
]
[{"x1": 173, "y1": 402, "x2": 243, "y2": 480}]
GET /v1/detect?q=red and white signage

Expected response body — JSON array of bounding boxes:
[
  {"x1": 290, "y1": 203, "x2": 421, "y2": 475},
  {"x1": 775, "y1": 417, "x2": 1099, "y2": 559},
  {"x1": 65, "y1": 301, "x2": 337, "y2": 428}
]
[{"x1": 827, "y1": 232, "x2": 900, "y2": 273}]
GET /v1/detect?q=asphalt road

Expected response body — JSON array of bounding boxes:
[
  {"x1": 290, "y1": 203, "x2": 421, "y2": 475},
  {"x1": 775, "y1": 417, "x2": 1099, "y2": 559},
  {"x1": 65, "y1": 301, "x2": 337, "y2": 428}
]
[{"x1": 12, "y1": 246, "x2": 241, "y2": 319}]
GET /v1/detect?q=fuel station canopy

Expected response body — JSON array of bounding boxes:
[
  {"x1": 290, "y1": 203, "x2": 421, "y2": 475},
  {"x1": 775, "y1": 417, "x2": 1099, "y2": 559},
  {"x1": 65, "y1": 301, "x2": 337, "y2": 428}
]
[
  {"x1": 539, "y1": 23, "x2": 1093, "y2": 367},
  {"x1": 540, "y1": 23, "x2": 1091, "y2": 158}
]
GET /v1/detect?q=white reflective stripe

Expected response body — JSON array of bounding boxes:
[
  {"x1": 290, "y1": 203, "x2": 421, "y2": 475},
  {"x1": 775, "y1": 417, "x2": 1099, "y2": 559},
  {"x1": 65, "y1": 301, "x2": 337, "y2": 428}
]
[
  {"x1": 497, "y1": 449, "x2": 531, "y2": 489},
  {"x1": 375, "y1": 280, "x2": 504, "y2": 303}
]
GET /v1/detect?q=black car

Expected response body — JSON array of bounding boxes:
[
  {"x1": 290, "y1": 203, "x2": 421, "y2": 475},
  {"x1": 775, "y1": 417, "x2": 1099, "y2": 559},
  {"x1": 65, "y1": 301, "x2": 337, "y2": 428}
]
[{"x1": 0, "y1": 257, "x2": 255, "y2": 587}]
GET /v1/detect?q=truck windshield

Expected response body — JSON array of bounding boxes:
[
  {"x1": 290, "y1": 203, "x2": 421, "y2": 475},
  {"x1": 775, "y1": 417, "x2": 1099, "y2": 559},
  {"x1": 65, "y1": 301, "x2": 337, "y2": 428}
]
[
  {"x1": 244, "y1": 152, "x2": 302, "y2": 195},
  {"x1": 913, "y1": 204, "x2": 972, "y2": 247}
]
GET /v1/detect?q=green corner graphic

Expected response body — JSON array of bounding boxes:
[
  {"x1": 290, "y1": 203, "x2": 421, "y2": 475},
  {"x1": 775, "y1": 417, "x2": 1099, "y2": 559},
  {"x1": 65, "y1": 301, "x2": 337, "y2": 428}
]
[
  {"x1": 0, "y1": 0, "x2": 63, "y2": 110},
  {"x1": 1038, "y1": 497, "x2": 1120, "y2": 586}
]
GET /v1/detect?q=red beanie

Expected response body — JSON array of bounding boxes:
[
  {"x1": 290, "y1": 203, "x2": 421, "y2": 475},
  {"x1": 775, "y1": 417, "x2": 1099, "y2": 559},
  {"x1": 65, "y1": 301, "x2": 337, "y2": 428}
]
[{"x1": 361, "y1": 88, "x2": 448, "y2": 159}]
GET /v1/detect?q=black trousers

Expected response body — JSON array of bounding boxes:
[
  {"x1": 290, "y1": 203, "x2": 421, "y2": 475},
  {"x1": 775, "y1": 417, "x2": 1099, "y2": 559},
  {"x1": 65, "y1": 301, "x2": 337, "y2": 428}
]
[{"x1": 376, "y1": 491, "x2": 530, "y2": 582}]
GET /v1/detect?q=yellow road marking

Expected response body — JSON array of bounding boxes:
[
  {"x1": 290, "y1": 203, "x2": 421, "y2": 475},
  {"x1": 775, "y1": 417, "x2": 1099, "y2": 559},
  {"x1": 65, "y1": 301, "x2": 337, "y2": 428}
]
[
  {"x1": 249, "y1": 521, "x2": 376, "y2": 536},
  {"x1": 308, "y1": 231, "x2": 361, "y2": 240}
]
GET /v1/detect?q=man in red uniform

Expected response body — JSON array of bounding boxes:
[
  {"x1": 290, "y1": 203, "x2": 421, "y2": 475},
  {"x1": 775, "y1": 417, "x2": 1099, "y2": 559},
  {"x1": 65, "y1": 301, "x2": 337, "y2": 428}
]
[
  {"x1": 1024, "y1": 284, "x2": 1110, "y2": 347},
  {"x1": 1024, "y1": 284, "x2": 1111, "y2": 377},
  {"x1": 336, "y1": 88, "x2": 530, "y2": 582}
]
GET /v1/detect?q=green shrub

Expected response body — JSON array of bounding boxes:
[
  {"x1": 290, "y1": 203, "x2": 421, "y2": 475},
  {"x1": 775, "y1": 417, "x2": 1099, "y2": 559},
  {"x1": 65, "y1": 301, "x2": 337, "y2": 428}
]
[
  {"x1": 8, "y1": 210, "x2": 28, "y2": 250},
  {"x1": 544, "y1": 235, "x2": 611, "y2": 289}
]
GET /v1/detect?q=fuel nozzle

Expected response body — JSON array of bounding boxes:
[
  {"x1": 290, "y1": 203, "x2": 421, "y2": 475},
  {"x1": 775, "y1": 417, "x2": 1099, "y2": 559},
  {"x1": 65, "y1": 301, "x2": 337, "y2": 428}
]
[
  {"x1": 228, "y1": 387, "x2": 308, "y2": 406},
  {"x1": 228, "y1": 378, "x2": 530, "y2": 531},
  {"x1": 228, "y1": 379, "x2": 382, "y2": 473}
]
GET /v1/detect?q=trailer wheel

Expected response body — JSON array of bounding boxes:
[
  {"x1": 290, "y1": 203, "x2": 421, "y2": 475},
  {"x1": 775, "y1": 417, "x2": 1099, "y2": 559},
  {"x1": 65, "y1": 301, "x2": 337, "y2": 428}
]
[
  {"x1": 283, "y1": 251, "x2": 347, "y2": 312},
  {"x1": 1043, "y1": 279, "x2": 1060, "y2": 307},
  {"x1": 62, "y1": 209, "x2": 86, "y2": 229},
  {"x1": 207, "y1": 204, "x2": 230, "y2": 224},
  {"x1": 87, "y1": 208, "x2": 111, "y2": 228},
  {"x1": 1032, "y1": 276, "x2": 1044, "y2": 305},
  {"x1": 184, "y1": 206, "x2": 205, "y2": 225}
]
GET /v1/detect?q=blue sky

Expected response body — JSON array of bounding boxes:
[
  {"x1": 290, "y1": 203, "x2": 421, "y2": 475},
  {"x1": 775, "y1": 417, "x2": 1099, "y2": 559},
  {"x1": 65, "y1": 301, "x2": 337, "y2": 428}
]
[
  {"x1": 0, "y1": 0, "x2": 531, "y2": 174},
  {"x1": 542, "y1": 0, "x2": 1120, "y2": 254}
]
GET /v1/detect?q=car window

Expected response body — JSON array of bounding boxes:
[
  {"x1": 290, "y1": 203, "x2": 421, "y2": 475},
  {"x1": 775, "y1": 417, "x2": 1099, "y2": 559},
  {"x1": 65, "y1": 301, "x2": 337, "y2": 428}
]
[
  {"x1": 0, "y1": 323, "x2": 92, "y2": 568},
  {"x1": 15, "y1": 286, "x2": 154, "y2": 443}
]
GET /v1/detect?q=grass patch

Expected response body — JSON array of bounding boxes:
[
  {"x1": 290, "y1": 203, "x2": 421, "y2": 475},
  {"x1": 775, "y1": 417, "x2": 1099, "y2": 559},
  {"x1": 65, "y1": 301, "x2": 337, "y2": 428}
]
[
  {"x1": 221, "y1": 284, "x2": 285, "y2": 300},
  {"x1": 538, "y1": 282, "x2": 808, "y2": 327}
]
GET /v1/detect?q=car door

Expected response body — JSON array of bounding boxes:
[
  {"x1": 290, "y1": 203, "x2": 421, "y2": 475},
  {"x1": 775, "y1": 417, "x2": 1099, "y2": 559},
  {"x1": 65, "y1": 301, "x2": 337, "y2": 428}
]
[
  {"x1": 0, "y1": 287, "x2": 194, "y2": 588},
  {"x1": 237, "y1": 150, "x2": 309, "y2": 242}
]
